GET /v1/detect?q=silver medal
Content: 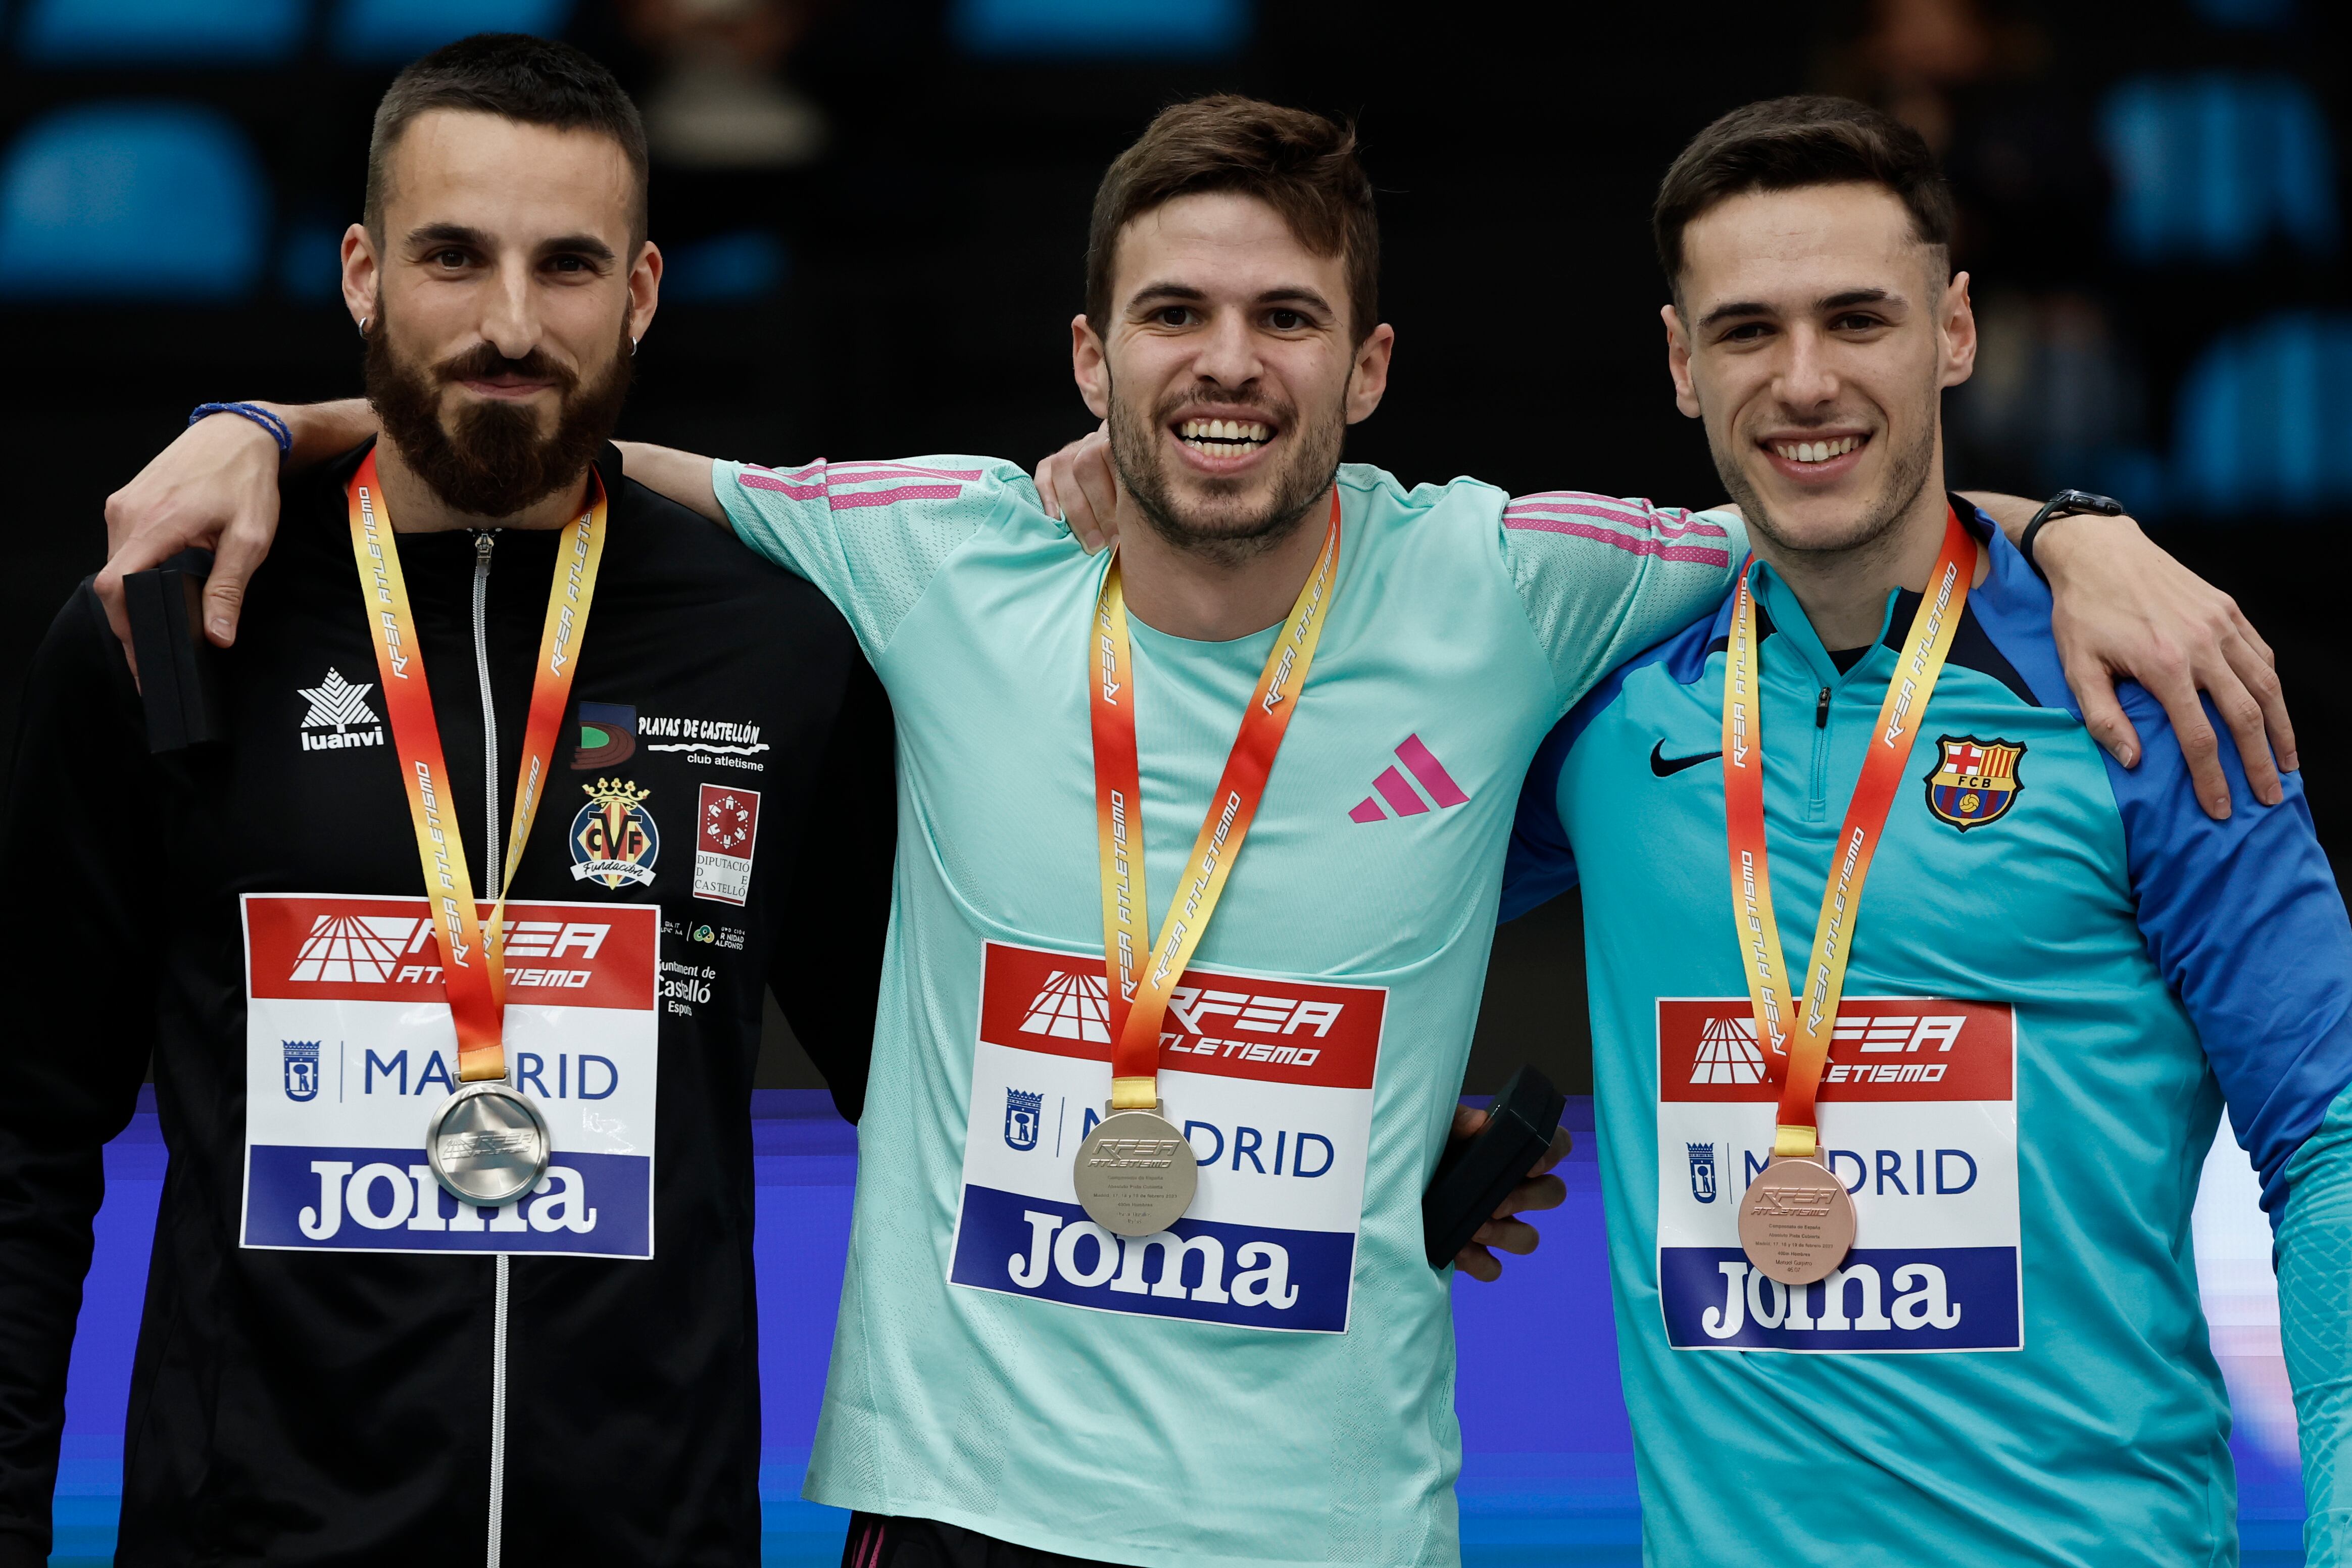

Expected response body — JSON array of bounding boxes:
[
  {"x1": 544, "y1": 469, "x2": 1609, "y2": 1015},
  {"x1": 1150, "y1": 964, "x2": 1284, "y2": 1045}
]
[
  {"x1": 1071, "y1": 1103, "x2": 1198, "y2": 1237},
  {"x1": 425, "y1": 1081, "x2": 552, "y2": 1207}
]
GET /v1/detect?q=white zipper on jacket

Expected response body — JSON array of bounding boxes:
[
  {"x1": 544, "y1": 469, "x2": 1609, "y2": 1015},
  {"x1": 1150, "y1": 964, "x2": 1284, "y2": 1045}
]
[{"x1": 470, "y1": 530, "x2": 511, "y2": 1568}]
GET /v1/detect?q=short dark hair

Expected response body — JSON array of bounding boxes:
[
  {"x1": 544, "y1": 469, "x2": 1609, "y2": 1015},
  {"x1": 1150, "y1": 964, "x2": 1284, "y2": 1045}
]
[
  {"x1": 366, "y1": 33, "x2": 649, "y2": 250},
  {"x1": 1086, "y1": 95, "x2": 1379, "y2": 346},
  {"x1": 1652, "y1": 95, "x2": 1953, "y2": 292}
]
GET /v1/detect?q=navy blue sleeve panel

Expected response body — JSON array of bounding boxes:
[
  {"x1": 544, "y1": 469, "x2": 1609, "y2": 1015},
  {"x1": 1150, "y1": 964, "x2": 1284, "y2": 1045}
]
[
  {"x1": 1967, "y1": 519, "x2": 2352, "y2": 1214},
  {"x1": 1503, "y1": 719, "x2": 1582, "y2": 921},
  {"x1": 0, "y1": 585, "x2": 161, "y2": 1563},
  {"x1": 1501, "y1": 607, "x2": 1728, "y2": 923}
]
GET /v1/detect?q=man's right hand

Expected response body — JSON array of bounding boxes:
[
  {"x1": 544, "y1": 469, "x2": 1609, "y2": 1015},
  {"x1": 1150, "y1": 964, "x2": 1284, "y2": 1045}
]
[{"x1": 99, "y1": 399, "x2": 377, "y2": 663}]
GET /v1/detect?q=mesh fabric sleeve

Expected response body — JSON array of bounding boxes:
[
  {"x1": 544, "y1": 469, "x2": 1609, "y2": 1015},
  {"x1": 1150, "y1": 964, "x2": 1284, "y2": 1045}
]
[
  {"x1": 712, "y1": 455, "x2": 1035, "y2": 660},
  {"x1": 0, "y1": 586, "x2": 159, "y2": 1568},
  {"x1": 2276, "y1": 1088, "x2": 2352, "y2": 1562},
  {"x1": 1498, "y1": 491, "x2": 1746, "y2": 715}
]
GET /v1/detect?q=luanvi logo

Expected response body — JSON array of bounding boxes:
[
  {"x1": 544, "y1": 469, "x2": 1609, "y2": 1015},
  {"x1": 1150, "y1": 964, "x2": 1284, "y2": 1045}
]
[{"x1": 297, "y1": 668, "x2": 384, "y2": 752}]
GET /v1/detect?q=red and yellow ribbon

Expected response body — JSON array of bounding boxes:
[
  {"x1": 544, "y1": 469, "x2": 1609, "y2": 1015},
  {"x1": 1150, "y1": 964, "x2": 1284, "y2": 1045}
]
[
  {"x1": 347, "y1": 449, "x2": 607, "y2": 1082},
  {"x1": 1722, "y1": 506, "x2": 1976, "y2": 1160},
  {"x1": 1091, "y1": 491, "x2": 1341, "y2": 1111}
]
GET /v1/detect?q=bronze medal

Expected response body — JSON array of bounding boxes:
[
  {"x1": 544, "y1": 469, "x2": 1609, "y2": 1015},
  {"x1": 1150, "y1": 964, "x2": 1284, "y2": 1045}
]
[
  {"x1": 1736, "y1": 1155, "x2": 1857, "y2": 1285},
  {"x1": 1071, "y1": 1105, "x2": 1198, "y2": 1238}
]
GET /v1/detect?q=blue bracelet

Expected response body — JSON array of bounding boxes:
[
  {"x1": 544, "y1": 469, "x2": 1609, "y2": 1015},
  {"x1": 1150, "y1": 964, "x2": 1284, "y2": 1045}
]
[{"x1": 188, "y1": 401, "x2": 293, "y2": 457}]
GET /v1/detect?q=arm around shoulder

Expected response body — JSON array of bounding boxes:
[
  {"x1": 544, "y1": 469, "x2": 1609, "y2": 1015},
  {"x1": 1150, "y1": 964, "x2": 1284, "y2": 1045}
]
[{"x1": 613, "y1": 440, "x2": 725, "y2": 525}]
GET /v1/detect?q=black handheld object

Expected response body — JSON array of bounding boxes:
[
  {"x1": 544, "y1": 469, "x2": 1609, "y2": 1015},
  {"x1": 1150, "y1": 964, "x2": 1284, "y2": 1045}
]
[
  {"x1": 1423, "y1": 1064, "x2": 1567, "y2": 1269},
  {"x1": 123, "y1": 549, "x2": 226, "y2": 752}
]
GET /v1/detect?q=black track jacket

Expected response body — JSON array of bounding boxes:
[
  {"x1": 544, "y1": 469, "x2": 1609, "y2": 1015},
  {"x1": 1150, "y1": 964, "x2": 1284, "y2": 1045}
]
[{"x1": 0, "y1": 443, "x2": 893, "y2": 1566}]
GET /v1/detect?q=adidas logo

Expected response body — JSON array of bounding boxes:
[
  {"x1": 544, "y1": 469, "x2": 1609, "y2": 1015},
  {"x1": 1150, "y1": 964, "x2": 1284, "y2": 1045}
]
[
  {"x1": 297, "y1": 667, "x2": 385, "y2": 752},
  {"x1": 1019, "y1": 969, "x2": 1112, "y2": 1044},
  {"x1": 1347, "y1": 734, "x2": 1470, "y2": 823},
  {"x1": 1691, "y1": 1016, "x2": 1766, "y2": 1085}
]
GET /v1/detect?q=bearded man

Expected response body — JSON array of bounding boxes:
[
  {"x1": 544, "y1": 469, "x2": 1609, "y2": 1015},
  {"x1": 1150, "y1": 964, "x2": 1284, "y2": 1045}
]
[{"x1": 0, "y1": 35, "x2": 893, "y2": 1567}]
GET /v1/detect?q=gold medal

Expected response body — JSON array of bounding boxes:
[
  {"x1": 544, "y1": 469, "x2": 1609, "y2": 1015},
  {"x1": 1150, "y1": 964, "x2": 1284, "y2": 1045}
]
[{"x1": 1070, "y1": 1104, "x2": 1198, "y2": 1238}]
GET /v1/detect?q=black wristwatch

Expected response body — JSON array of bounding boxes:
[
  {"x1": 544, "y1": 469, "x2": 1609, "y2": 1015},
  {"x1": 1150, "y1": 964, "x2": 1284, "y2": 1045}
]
[{"x1": 2020, "y1": 489, "x2": 2126, "y2": 581}]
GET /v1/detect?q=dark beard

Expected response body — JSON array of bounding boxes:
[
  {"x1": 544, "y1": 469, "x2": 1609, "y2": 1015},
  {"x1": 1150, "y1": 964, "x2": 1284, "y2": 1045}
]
[
  {"x1": 366, "y1": 317, "x2": 632, "y2": 519},
  {"x1": 1108, "y1": 379, "x2": 1344, "y2": 568}
]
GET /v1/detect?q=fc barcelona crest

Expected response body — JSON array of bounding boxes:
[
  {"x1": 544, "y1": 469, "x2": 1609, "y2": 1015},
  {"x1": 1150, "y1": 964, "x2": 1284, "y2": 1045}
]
[{"x1": 1924, "y1": 736, "x2": 2025, "y2": 832}]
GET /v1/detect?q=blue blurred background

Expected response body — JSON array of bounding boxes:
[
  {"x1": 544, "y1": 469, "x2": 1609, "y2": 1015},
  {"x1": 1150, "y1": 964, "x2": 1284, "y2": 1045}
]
[{"x1": 0, "y1": 0, "x2": 2342, "y2": 1561}]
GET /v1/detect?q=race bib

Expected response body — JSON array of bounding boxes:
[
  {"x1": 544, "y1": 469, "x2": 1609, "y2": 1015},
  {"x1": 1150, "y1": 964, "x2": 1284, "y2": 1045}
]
[
  {"x1": 240, "y1": 893, "x2": 660, "y2": 1259},
  {"x1": 1656, "y1": 996, "x2": 2020, "y2": 1352},
  {"x1": 949, "y1": 941, "x2": 1385, "y2": 1333}
]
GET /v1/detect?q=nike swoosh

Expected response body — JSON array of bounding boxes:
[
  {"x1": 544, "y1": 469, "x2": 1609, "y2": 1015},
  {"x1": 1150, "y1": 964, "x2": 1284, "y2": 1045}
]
[{"x1": 1650, "y1": 740, "x2": 1722, "y2": 778}]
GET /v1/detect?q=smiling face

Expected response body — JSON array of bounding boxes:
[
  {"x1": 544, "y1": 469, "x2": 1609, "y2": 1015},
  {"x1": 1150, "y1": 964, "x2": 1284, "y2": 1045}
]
[
  {"x1": 1073, "y1": 191, "x2": 1392, "y2": 562},
  {"x1": 343, "y1": 109, "x2": 661, "y2": 516},
  {"x1": 1663, "y1": 181, "x2": 1974, "y2": 558}
]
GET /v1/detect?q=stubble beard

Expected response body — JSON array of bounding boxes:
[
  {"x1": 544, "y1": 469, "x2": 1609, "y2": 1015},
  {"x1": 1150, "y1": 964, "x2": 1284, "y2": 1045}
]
[
  {"x1": 1713, "y1": 396, "x2": 1939, "y2": 567},
  {"x1": 1106, "y1": 377, "x2": 1346, "y2": 568},
  {"x1": 366, "y1": 306, "x2": 634, "y2": 520}
]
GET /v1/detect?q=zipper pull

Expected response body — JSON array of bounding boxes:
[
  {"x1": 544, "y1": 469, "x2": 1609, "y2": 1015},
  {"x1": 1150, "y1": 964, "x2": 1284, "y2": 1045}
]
[
  {"x1": 474, "y1": 531, "x2": 496, "y2": 559},
  {"x1": 1816, "y1": 687, "x2": 1831, "y2": 728}
]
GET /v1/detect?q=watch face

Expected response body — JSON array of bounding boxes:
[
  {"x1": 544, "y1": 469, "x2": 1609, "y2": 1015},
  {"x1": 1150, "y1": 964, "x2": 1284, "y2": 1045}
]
[{"x1": 2054, "y1": 488, "x2": 2124, "y2": 516}]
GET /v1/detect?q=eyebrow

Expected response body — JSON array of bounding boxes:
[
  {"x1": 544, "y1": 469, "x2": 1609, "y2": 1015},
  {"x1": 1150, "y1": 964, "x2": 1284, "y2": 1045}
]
[
  {"x1": 1124, "y1": 282, "x2": 1336, "y2": 316},
  {"x1": 1697, "y1": 286, "x2": 1903, "y2": 332},
  {"x1": 404, "y1": 223, "x2": 617, "y2": 264}
]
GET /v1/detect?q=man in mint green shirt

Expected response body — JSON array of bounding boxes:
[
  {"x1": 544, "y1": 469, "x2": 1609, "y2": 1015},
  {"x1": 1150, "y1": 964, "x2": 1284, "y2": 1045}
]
[{"x1": 101, "y1": 90, "x2": 2286, "y2": 1568}]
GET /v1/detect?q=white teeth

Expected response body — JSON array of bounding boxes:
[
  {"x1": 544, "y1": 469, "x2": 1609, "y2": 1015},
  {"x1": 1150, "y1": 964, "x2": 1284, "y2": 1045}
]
[
  {"x1": 1776, "y1": 436, "x2": 1861, "y2": 464},
  {"x1": 1177, "y1": 417, "x2": 1273, "y2": 449}
]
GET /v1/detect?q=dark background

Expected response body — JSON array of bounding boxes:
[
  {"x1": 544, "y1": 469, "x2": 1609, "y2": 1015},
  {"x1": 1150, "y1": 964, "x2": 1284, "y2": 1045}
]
[{"x1": 1, "y1": 0, "x2": 2341, "y2": 1094}]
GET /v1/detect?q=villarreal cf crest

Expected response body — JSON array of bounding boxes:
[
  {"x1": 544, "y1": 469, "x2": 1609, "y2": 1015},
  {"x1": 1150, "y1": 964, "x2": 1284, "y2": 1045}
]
[
  {"x1": 572, "y1": 778, "x2": 661, "y2": 888},
  {"x1": 1924, "y1": 736, "x2": 2025, "y2": 832}
]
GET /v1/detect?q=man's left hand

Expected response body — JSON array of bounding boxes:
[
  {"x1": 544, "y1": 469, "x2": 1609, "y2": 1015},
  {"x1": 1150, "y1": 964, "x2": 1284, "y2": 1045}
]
[
  {"x1": 1035, "y1": 425, "x2": 1117, "y2": 553},
  {"x1": 1447, "y1": 1103, "x2": 1571, "y2": 1283}
]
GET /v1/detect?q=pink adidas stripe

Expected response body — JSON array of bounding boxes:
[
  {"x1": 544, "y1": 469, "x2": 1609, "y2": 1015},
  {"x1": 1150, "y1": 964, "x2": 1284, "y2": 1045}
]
[
  {"x1": 829, "y1": 483, "x2": 966, "y2": 509},
  {"x1": 744, "y1": 459, "x2": 987, "y2": 482},
  {"x1": 737, "y1": 472, "x2": 826, "y2": 500},
  {"x1": 1371, "y1": 765, "x2": 1430, "y2": 817},
  {"x1": 1505, "y1": 498, "x2": 1729, "y2": 539},
  {"x1": 825, "y1": 461, "x2": 986, "y2": 481},
  {"x1": 1394, "y1": 734, "x2": 1469, "y2": 808},
  {"x1": 737, "y1": 472, "x2": 969, "y2": 509},
  {"x1": 1501, "y1": 512, "x2": 1732, "y2": 567},
  {"x1": 1348, "y1": 797, "x2": 1387, "y2": 824}
]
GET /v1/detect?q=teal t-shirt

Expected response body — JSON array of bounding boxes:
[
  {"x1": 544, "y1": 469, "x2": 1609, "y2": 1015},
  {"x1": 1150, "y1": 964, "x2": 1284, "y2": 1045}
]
[{"x1": 715, "y1": 456, "x2": 1740, "y2": 1567}]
